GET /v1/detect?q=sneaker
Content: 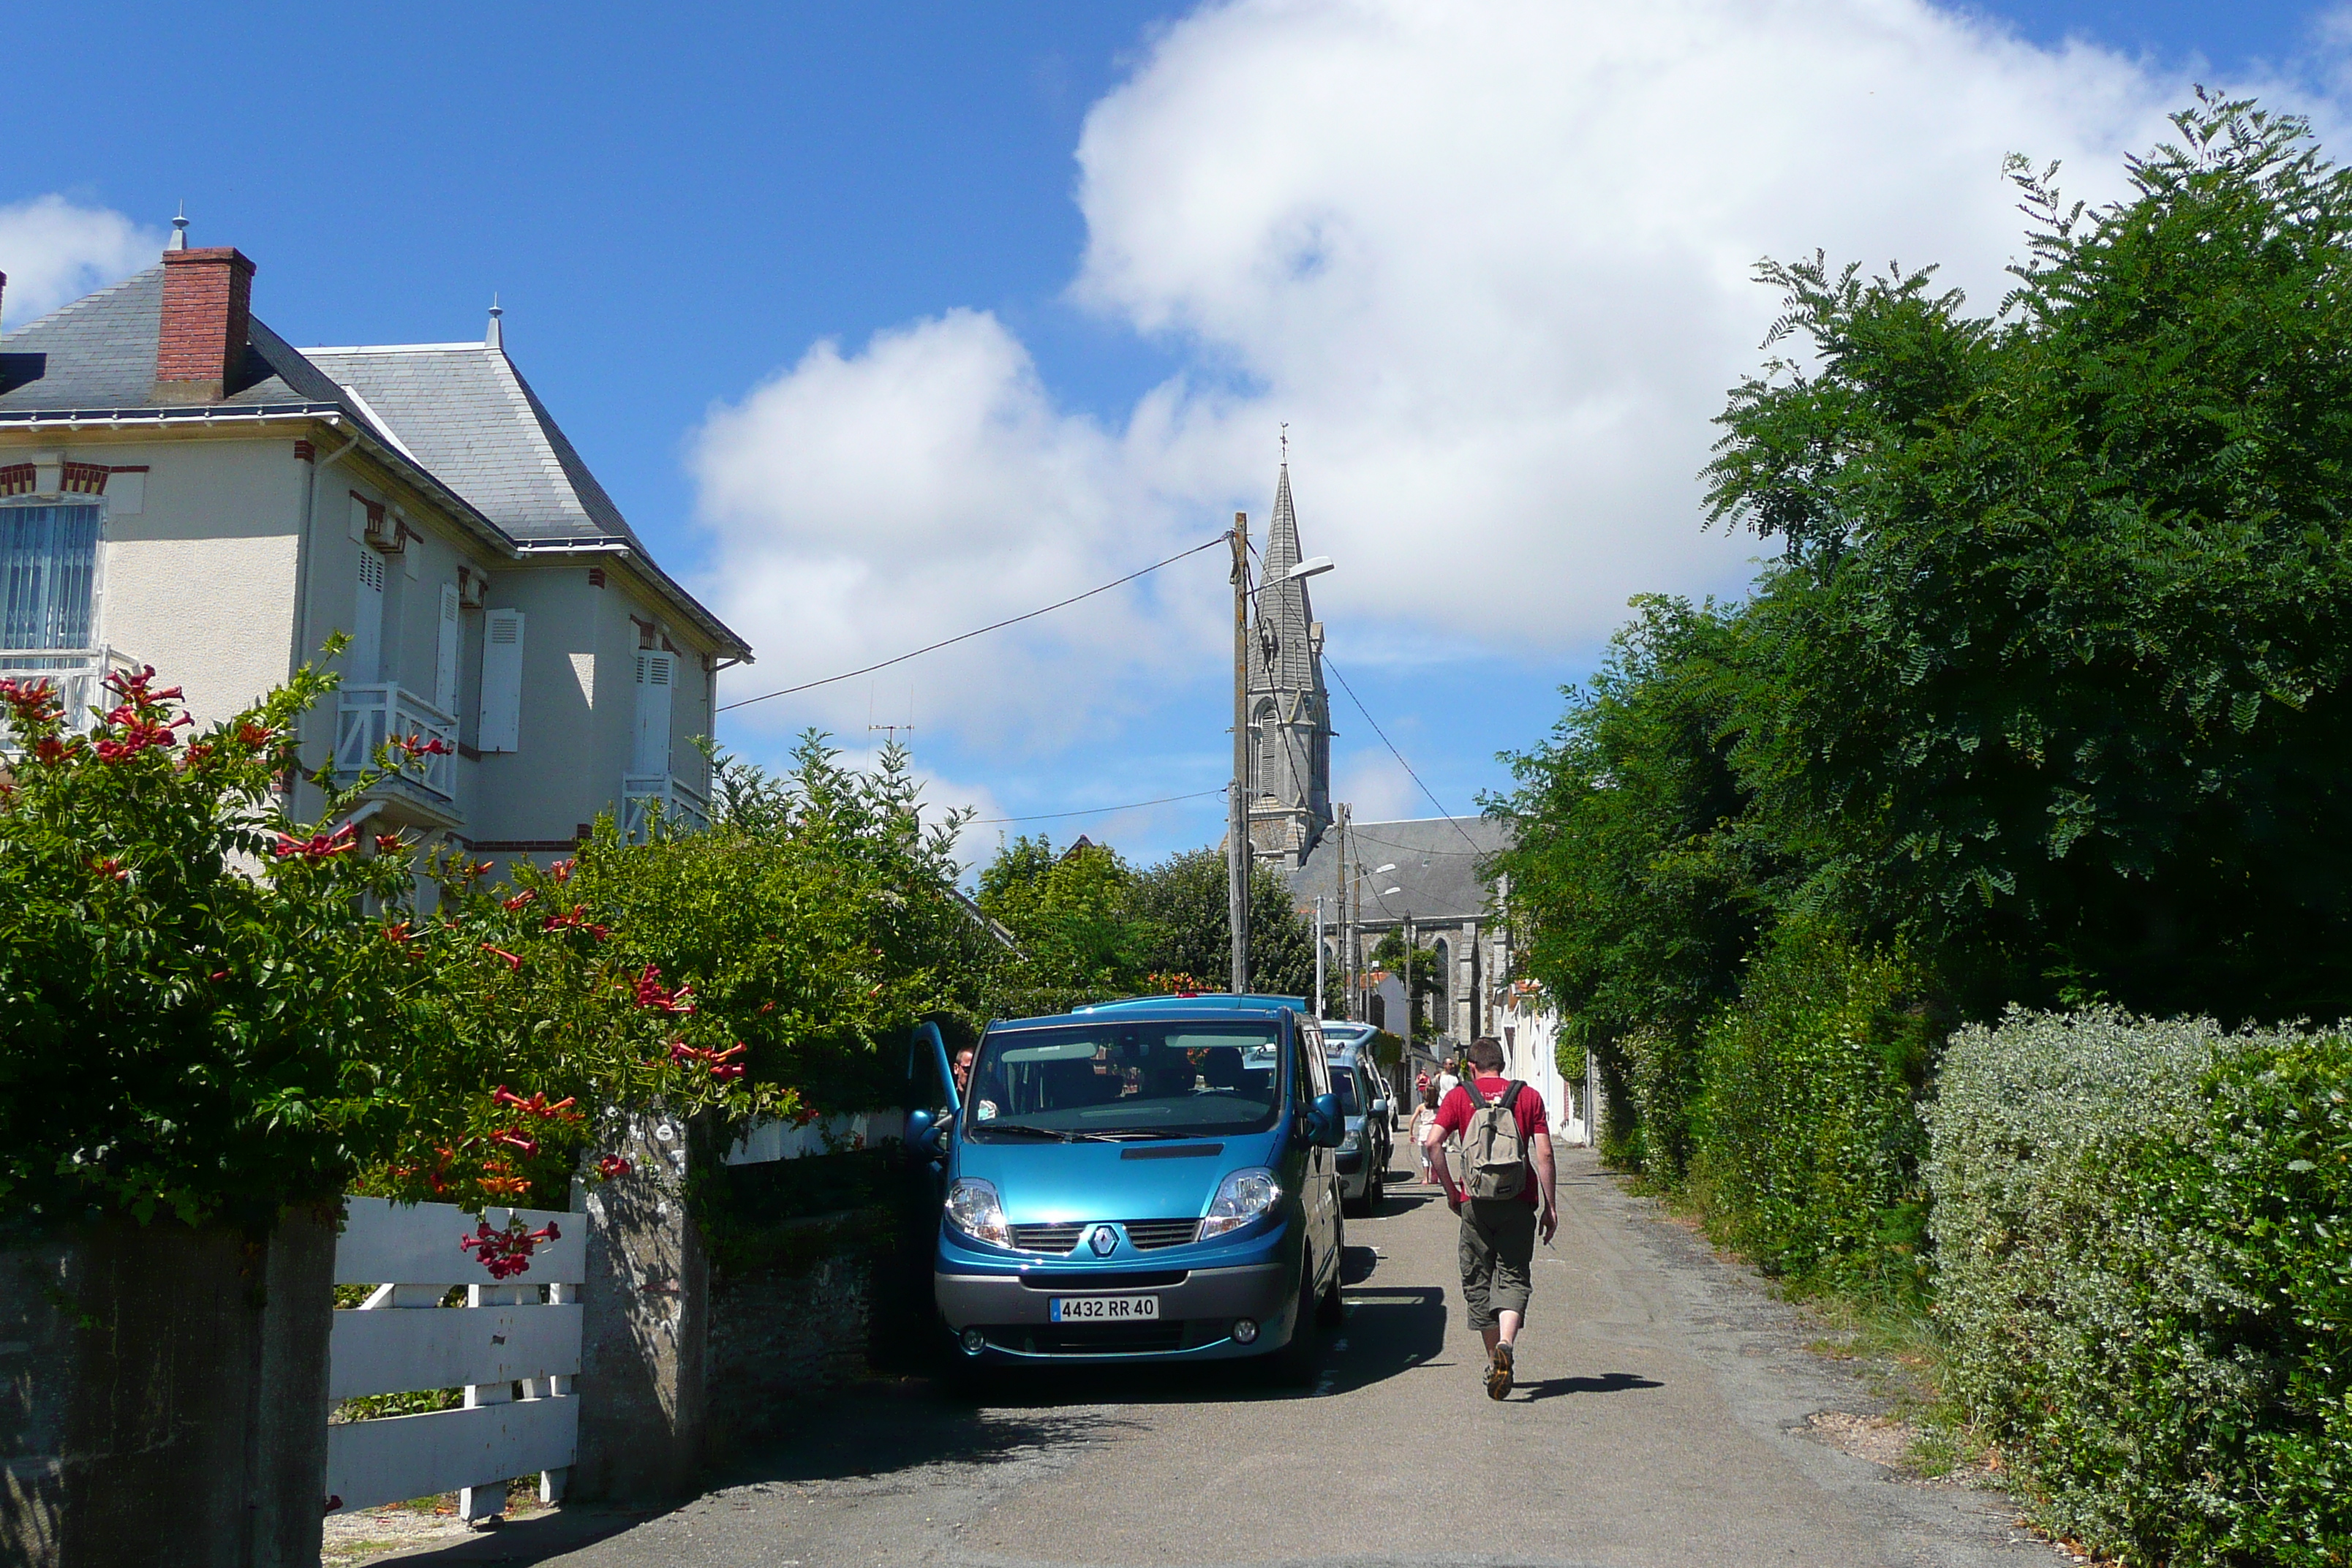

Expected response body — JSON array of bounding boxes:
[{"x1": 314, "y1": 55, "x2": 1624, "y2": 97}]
[{"x1": 1486, "y1": 1340, "x2": 1515, "y2": 1401}]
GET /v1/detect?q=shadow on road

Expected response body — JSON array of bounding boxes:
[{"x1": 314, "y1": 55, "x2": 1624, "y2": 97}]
[
  {"x1": 1514, "y1": 1371, "x2": 1665, "y2": 1401},
  {"x1": 1369, "y1": 1187, "x2": 1449, "y2": 1215},
  {"x1": 1319, "y1": 1284, "x2": 1448, "y2": 1395}
]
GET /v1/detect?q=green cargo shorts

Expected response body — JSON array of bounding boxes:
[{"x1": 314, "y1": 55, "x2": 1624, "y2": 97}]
[{"x1": 1458, "y1": 1197, "x2": 1537, "y2": 1330}]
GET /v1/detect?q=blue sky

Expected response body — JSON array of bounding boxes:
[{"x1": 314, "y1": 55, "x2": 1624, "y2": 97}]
[{"x1": 4, "y1": 1, "x2": 2343, "y2": 870}]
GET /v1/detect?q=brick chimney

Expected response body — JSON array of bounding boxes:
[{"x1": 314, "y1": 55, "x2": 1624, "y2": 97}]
[{"x1": 154, "y1": 246, "x2": 256, "y2": 404}]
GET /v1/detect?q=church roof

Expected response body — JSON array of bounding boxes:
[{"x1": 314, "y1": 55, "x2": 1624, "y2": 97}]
[
  {"x1": 1248, "y1": 463, "x2": 1323, "y2": 698},
  {"x1": 1288, "y1": 815, "x2": 1514, "y2": 924}
]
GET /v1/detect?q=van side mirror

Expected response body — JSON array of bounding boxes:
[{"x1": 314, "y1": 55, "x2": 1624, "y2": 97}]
[
  {"x1": 1371, "y1": 1098, "x2": 1391, "y2": 1119},
  {"x1": 902, "y1": 1108, "x2": 950, "y2": 1159},
  {"x1": 1308, "y1": 1091, "x2": 1344, "y2": 1148}
]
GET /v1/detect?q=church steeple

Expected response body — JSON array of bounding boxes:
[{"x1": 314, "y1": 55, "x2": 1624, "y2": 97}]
[{"x1": 1245, "y1": 451, "x2": 1333, "y2": 866}]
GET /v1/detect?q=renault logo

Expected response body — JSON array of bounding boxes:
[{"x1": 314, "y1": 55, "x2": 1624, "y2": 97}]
[{"x1": 1090, "y1": 1225, "x2": 1118, "y2": 1257}]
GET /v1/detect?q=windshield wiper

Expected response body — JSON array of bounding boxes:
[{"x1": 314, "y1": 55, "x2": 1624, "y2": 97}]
[{"x1": 977, "y1": 1123, "x2": 1127, "y2": 1143}]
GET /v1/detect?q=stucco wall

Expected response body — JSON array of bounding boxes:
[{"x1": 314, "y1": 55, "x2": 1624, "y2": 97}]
[{"x1": 84, "y1": 438, "x2": 304, "y2": 730}]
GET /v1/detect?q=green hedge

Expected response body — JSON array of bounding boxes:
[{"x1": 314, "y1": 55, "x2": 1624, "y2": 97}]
[
  {"x1": 1928, "y1": 1009, "x2": 2352, "y2": 1567},
  {"x1": 1689, "y1": 921, "x2": 1935, "y2": 1299}
]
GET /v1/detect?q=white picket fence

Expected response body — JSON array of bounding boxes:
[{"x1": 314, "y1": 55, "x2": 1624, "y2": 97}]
[
  {"x1": 325, "y1": 1197, "x2": 584, "y2": 1520},
  {"x1": 723, "y1": 1109, "x2": 900, "y2": 1165}
]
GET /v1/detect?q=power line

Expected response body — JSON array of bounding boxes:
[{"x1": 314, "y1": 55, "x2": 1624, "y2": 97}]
[
  {"x1": 1320, "y1": 655, "x2": 1487, "y2": 856},
  {"x1": 718, "y1": 533, "x2": 1229, "y2": 713},
  {"x1": 970, "y1": 785, "x2": 1228, "y2": 826},
  {"x1": 1346, "y1": 829, "x2": 1491, "y2": 856}
]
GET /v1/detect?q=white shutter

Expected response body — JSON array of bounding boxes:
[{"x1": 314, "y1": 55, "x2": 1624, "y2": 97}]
[
  {"x1": 632, "y1": 650, "x2": 675, "y2": 775},
  {"x1": 351, "y1": 552, "x2": 385, "y2": 681},
  {"x1": 434, "y1": 584, "x2": 461, "y2": 718},
  {"x1": 478, "y1": 608, "x2": 524, "y2": 753}
]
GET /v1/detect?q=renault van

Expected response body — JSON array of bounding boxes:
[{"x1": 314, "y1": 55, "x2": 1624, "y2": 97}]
[{"x1": 911, "y1": 995, "x2": 1346, "y2": 1379}]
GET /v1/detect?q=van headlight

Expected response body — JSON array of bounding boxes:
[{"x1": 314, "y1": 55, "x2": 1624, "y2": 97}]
[
  {"x1": 1199, "y1": 1167, "x2": 1281, "y2": 1241},
  {"x1": 945, "y1": 1177, "x2": 1010, "y2": 1248}
]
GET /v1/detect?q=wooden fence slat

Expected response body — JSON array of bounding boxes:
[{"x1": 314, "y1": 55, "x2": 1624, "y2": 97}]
[
  {"x1": 325, "y1": 1396, "x2": 578, "y2": 1513},
  {"x1": 328, "y1": 1303, "x2": 582, "y2": 1402},
  {"x1": 336, "y1": 1196, "x2": 584, "y2": 1286}
]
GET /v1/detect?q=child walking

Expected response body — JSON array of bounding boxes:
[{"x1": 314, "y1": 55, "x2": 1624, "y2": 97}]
[{"x1": 1409, "y1": 1083, "x2": 1441, "y2": 1184}]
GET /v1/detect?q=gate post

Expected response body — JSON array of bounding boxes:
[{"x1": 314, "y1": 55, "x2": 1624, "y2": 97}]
[{"x1": 568, "y1": 1111, "x2": 707, "y2": 1502}]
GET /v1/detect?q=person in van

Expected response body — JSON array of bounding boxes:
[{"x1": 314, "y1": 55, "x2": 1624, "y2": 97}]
[{"x1": 1422, "y1": 1036, "x2": 1558, "y2": 1400}]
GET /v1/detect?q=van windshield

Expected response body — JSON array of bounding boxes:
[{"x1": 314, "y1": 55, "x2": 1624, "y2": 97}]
[
  {"x1": 964, "y1": 1021, "x2": 1284, "y2": 1140},
  {"x1": 1328, "y1": 1065, "x2": 1360, "y2": 1117}
]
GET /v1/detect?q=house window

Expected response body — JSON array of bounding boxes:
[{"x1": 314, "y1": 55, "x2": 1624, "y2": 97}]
[{"x1": 0, "y1": 503, "x2": 101, "y2": 650}]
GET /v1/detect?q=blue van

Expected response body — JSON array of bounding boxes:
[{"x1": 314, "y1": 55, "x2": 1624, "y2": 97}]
[{"x1": 908, "y1": 995, "x2": 1347, "y2": 1380}]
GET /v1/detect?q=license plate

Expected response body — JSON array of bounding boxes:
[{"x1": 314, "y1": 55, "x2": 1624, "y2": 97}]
[{"x1": 1049, "y1": 1294, "x2": 1159, "y2": 1322}]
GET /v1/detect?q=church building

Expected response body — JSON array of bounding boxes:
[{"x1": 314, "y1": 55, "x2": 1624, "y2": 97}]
[{"x1": 1245, "y1": 461, "x2": 1333, "y2": 867}]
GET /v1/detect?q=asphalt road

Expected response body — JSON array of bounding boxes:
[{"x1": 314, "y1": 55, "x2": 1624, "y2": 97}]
[{"x1": 393, "y1": 1145, "x2": 2070, "y2": 1568}]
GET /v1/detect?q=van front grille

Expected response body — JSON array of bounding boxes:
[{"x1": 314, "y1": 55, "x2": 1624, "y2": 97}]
[
  {"x1": 985, "y1": 1322, "x2": 1188, "y2": 1355},
  {"x1": 1008, "y1": 1223, "x2": 1083, "y2": 1254},
  {"x1": 1123, "y1": 1218, "x2": 1199, "y2": 1251}
]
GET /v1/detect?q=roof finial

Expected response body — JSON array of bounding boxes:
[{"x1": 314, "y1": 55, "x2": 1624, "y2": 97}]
[
  {"x1": 167, "y1": 204, "x2": 188, "y2": 252},
  {"x1": 486, "y1": 293, "x2": 503, "y2": 350},
  {"x1": 1280, "y1": 421, "x2": 1288, "y2": 465}
]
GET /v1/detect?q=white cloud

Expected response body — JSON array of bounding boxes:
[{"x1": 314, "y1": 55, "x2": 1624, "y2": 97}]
[
  {"x1": 694, "y1": 309, "x2": 1221, "y2": 750},
  {"x1": 694, "y1": 0, "x2": 2282, "y2": 753},
  {"x1": 0, "y1": 196, "x2": 162, "y2": 328},
  {"x1": 1335, "y1": 750, "x2": 1416, "y2": 823}
]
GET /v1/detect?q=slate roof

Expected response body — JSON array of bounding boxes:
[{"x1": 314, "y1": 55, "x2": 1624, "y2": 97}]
[
  {"x1": 0, "y1": 264, "x2": 747, "y2": 656},
  {"x1": 1288, "y1": 816, "x2": 1513, "y2": 925},
  {"x1": 302, "y1": 344, "x2": 644, "y2": 551},
  {"x1": 1248, "y1": 462, "x2": 1320, "y2": 696},
  {"x1": 0, "y1": 266, "x2": 349, "y2": 413}
]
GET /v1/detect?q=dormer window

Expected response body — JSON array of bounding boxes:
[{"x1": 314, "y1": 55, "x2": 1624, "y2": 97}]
[{"x1": 1, "y1": 502, "x2": 100, "y2": 651}]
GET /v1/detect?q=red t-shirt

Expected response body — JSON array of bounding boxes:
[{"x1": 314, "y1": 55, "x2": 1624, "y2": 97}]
[{"x1": 1433, "y1": 1076, "x2": 1548, "y2": 1205}]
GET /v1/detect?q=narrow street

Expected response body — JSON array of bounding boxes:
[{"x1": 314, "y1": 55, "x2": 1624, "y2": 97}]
[{"x1": 393, "y1": 1147, "x2": 2066, "y2": 1568}]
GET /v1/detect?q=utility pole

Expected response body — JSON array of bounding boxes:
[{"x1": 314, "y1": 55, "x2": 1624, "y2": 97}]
[
  {"x1": 1403, "y1": 911, "x2": 1416, "y2": 1051},
  {"x1": 1313, "y1": 894, "x2": 1325, "y2": 1017},
  {"x1": 1333, "y1": 804, "x2": 1350, "y2": 1019},
  {"x1": 1349, "y1": 851, "x2": 1362, "y2": 1025},
  {"x1": 1228, "y1": 512, "x2": 1251, "y2": 995}
]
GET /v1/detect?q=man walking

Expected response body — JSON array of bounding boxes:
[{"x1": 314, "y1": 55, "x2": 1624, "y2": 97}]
[{"x1": 1422, "y1": 1036, "x2": 1557, "y2": 1399}]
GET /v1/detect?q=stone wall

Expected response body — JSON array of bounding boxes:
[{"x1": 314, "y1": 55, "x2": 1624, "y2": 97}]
[{"x1": 0, "y1": 1207, "x2": 334, "y2": 1568}]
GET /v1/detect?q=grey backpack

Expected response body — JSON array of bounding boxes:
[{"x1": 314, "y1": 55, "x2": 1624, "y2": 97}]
[{"x1": 1460, "y1": 1079, "x2": 1529, "y2": 1200}]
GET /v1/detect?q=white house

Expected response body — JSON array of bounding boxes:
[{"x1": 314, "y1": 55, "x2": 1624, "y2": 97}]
[{"x1": 0, "y1": 226, "x2": 750, "y2": 868}]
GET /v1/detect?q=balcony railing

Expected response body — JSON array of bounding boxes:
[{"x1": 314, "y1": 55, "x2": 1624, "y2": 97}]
[
  {"x1": 0, "y1": 646, "x2": 140, "y2": 742},
  {"x1": 622, "y1": 773, "x2": 710, "y2": 842},
  {"x1": 335, "y1": 685, "x2": 459, "y2": 801}
]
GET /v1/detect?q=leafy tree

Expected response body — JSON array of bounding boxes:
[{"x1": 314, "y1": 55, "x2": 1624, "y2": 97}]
[
  {"x1": 1707, "y1": 94, "x2": 2352, "y2": 1021},
  {"x1": 1128, "y1": 848, "x2": 1318, "y2": 1000},
  {"x1": 1486, "y1": 596, "x2": 1770, "y2": 1173},
  {"x1": 976, "y1": 834, "x2": 1142, "y2": 1009}
]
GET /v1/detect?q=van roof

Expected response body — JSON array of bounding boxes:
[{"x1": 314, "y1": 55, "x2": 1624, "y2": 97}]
[{"x1": 1069, "y1": 992, "x2": 1305, "y2": 1015}]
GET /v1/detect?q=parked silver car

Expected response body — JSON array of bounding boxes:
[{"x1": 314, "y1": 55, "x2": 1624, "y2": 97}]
[{"x1": 1321, "y1": 1028, "x2": 1392, "y2": 1217}]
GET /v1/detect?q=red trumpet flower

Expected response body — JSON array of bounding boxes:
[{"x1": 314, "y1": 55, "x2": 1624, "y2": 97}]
[
  {"x1": 502, "y1": 890, "x2": 537, "y2": 911},
  {"x1": 480, "y1": 944, "x2": 523, "y2": 971},
  {"x1": 272, "y1": 823, "x2": 360, "y2": 860},
  {"x1": 596, "y1": 1155, "x2": 633, "y2": 1180}
]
